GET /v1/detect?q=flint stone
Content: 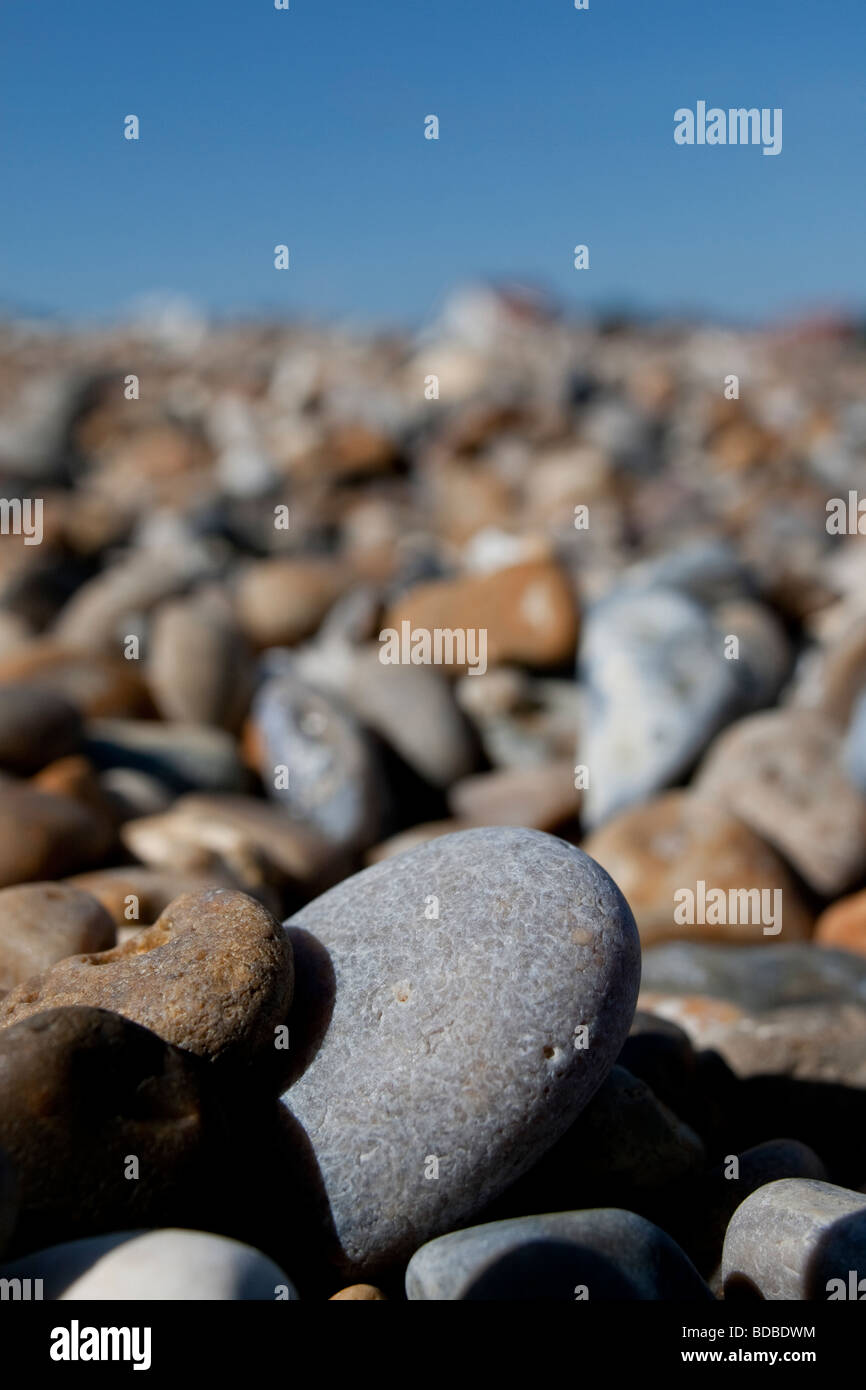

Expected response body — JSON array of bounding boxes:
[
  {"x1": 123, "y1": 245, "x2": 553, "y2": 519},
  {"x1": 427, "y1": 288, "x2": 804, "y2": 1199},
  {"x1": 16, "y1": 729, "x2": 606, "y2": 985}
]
[
  {"x1": 280, "y1": 827, "x2": 640, "y2": 1278},
  {"x1": 722, "y1": 1178, "x2": 866, "y2": 1301},
  {"x1": 405, "y1": 1210, "x2": 713, "y2": 1300},
  {"x1": 579, "y1": 588, "x2": 740, "y2": 827}
]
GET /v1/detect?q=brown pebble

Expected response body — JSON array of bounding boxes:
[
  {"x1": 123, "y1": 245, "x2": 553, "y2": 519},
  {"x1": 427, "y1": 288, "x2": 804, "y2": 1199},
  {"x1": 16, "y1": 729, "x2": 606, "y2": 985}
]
[
  {"x1": 0, "y1": 784, "x2": 115, "y2": 888},
  {"x1": 0, "y1": 889, "x2": 293, "y2": 1069},
  {"x1": 0, "y1": 883, "x2": 115, "y2": 992},
  {"x1": 329, "y1": 1284, "x2": 387, "y2": 1300}
]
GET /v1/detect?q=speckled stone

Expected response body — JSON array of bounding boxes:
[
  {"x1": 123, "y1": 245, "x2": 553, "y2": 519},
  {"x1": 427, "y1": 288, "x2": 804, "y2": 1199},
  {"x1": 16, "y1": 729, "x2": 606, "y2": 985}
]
[
  {"x1": 722, "y1": 1178, "x2": 866, "y2": 1300},
  {"x1": 0, "y1": 889, "x2": 292, "y2": 1069},
  {"x1": 0, "y1": 883, "x2": 115, "y2": 991},
  {"x1": 579, "y1": 588, "x2": 740, "y2": 827},
  {"x1": 280, "y1": 827, "x2": 640, "y2": 1278},
  {"x1": 695, "y1": 708, "x2": 866, "y2": 895},
  {"x1": 0, "y1": 686, "x2": 83, "y2": 775},
  {"x1": 405, "y1": 1210, "x2": 713, "y2": 1300},
  {"x1": 0, "y1": 1007, "x2": 226, "y2": 1253},
  {"x1": 0, "y1": 1229, "x2": 296, "y2": 1300}
]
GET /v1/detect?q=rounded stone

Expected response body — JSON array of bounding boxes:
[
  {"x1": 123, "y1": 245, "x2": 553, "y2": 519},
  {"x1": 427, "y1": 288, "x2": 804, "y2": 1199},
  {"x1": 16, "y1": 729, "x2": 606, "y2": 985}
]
[
  {"x1": 0, "y1": 1007, "x2": 226, "y2": 1252},
  {"x1": 0, "y1": 883, "x2": 115, "y2": 992},
  {"x1": 0, "y1": 889, "x2": 293, "y2": 1070},
  {"x1": 448, "y1": 759, "x2": 580, "y2": 832},
  {"x1": 583, "y1": 791, "x2": 812, "y2": 946},
  {"x1": 405, "y1": 1210, "x2": 713, "y2": 1300},
  {"x1": 84, "y1": 719, "x2": 246, "y2": 795},
  {"x1": 67, "y1": 867, "x2": 229, "y2": 929},
  {"x1": 0, "y1": 785, "x2": 115, "y2": 888},
  {"x1": 0, "y1": 686, "x2": 83, "y2": 775},
  {"x1": 147, "y1": 589, "x2": 253, "y2": 730},
  {"x1": 695, "y1": 708, "x2": 866, "y2": 895},
  {"x1": 0, "y1": 642, "x2": 153, "y2": 717},
  {"x1": 815, "y1": 888, "x2": 866, "y2": 956},
  {"x1": 280, "y1": 827, "x2": 640, "y2": 1278},
  {"x1": 579, "y1": 588, "x2": 741, "y2": 827},
  {"x1": 0, "y1": 1229, "x2": 296, "y2": 1300},
  {"x1": 235, "y1": 557, "x2": 348, "y2": 649},
  {"x1": 722, "y1": 1178, "x2": 866, "y2": 1301}
]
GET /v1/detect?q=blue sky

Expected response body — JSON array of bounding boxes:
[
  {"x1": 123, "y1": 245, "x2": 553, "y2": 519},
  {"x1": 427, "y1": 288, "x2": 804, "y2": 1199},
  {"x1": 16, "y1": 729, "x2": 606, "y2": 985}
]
[{"x1": 2, "y1": 0, "x2": 864, "y2": 326}]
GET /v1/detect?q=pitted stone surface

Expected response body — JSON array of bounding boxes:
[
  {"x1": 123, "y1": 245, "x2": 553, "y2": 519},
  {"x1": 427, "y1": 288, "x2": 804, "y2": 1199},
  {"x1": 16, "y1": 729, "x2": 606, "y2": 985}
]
[
  {"x1": 405, "y1": 1209, "x2": 713, "y2": 1300},
  {"x1": 0, "y1": 889, "x2": 292, "y2": 1068},
  {"x1": 280, "y1": 826, "x2": 640, "y2": 1278}
]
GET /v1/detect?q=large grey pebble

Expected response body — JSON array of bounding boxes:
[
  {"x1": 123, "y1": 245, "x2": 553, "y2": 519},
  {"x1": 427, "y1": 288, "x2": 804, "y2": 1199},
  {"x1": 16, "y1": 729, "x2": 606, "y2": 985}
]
[
  {"x1": 281, "y1": 827, "x2": 640, "y2": 1278},
  {"x1": 579, "y1": 588, "x2": 740, "y2": 826},
  {"x1": 405, "y1": 1210, "x2": 713, "y2": 1300},
  {"x1": 0, "y1": 1229, "x2": 296, "y2": 1301},
  {"x1": 722, "y1": 1179, "x2": 866, "y2": 1300}
]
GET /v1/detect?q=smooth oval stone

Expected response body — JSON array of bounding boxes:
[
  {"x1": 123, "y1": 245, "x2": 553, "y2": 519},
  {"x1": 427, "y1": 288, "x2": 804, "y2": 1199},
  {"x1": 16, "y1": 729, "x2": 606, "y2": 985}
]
[
  {"x1": 579, "y1": 588, "x2": 741, "y2": 827},
  {"x1": 0, "y1": 890, "x2": 292, "y2": 1069},
  {"x1": 583, "y1": 791, "x2": 812, "y2": 947},
  {"x1": 0, "y1": 883, "x2": 115, "y2": 991},
  {"x1": 147, "y1": 589, "x2": 253, "y2": 730},
  {"x1": 0, "y1": 1229, "x2": 295, "y2": 1301},
  {"x1": 448, "y1": 759, "x2": 580, "y2": 832},
  {"x1": 0, "y1": 784, "x2": 115, "y2": 888},
  {"x1": 83, "y1": 718, "x2": 246, "y2": 794},
  {"x1": 0, "y1": 1007, "x2": 226, "y2": 1253},
  {"x1": 51, "y1": 550, "x2": 209, "y2": 651},
  {"x1": 815, "y1": 887, "x2": 866, "y2": 956},
  {"x1": 405, "y1": 1210, "x2": 713, "y2": 1300},
  {"x1": 0, "y1": 686, "x2": 83, "y2": 775},
  {"x1": 695, "y1": 708, "x2": 866, "y2": 895},
  {"x1": 280, "y1": 827, "x2": 640, "y2": 1278},
  {"x1": 722, "y1": 1178, "x2": 866, "y2": 1301},
  {"x1": 251, "y1": 672, "x2": 386, "y2": 856}
]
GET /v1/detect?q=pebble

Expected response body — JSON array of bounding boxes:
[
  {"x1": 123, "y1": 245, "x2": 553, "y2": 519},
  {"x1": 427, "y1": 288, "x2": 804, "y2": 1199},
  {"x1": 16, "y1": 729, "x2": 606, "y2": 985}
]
[
  {"x1": 338, "y1": 646, "x2": 478, "y2": 789},
  {"x1": 0, "y1": 889, "x2": 293, "y2": 1070},
  {"x1": 617, "y1": 1010, "x2": 697, "y2": 1118},
  {"x1": 235, "y1": 557, "x2": 348, "y2": 649},
  {"x1": 0, "y1": 686, "x2": 83, "y2": 775},
  {"x1": 579, "y1": 588, "x2": 740, "y2": 827},
  {"x1": 51, "y1": 550, "x2": 207, "y2": 652},
  {"x1": 0, "y1": 1229, "x2": 296, "y2": 1301},
  {"x1": 0, "y1": 642, "x2": 153, "y2": 717},
  {"x1": 366, "y1": 819, "x2": 468, "y2": 864},
  {"x1": 722, "y1": 1178, "x2": 866, "y2": 1300},
  {"x1": 84, "y1": 718, "x2": 247, "y2": 794},
  {"x1": 447, "y1": 759, "x2": 580, "y2": 832},
  {"x1": 0, "y1": 1006, "x2": 226, "y2": 1253},
  {"x1": 329, "y1": 1284, "x2": 387, "y2": 1301},
  {"x1": 0, "y1": 883, "x2": 115, "y2": 992},
  {"x1": 147, "y1": 589, "x2": 253, "y2": 730},
  {"x1": 67, "y1": 867, "x2": 231, "y2": 928},
  {"x1": 692, "y1": 1003, "x2": 866, "y2": 1087},
  {"x1": 582, "y1": 791, "x2": 812, "y2": 947},
  {"x1": 695, "y1": 709, "x2": 866, "y2": 895},
  {"x1": 814, "y1": 888, "x2": 866, "y2": 956},
  {"x1": 405, "y1": 1210, "x2": 713, "y2": 1300},
  {"x1": 384, "y1": 560, "x2": 579, "y2": 672},
  {"x1": 0, "y1": 785, "x2": 115, "y2": 888},
  {"x1": 712, "y1": 598, "x2": 792, "y2": 710},
  {"x1": 640, "y1": 941, "x2": 866, "y2": 1013},
  {"x1": 280, "y1": 826, "x2": 640, "y2": 1278},
  {"x1": 120, "y1": 793, "x2": 335, "y2": 901},
  {"x1": 844, "y1": 690, "x2": 866, "y2": 796},
  {"x1": 251, "y1": 672, "x2": 386, "y2": 857}
]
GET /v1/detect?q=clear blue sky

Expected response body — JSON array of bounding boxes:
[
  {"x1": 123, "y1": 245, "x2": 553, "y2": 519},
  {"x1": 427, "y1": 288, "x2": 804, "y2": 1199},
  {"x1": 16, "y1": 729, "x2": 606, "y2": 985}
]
[{"x1": 2, "y1": 0, "x2": 864, "y2": 327}]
